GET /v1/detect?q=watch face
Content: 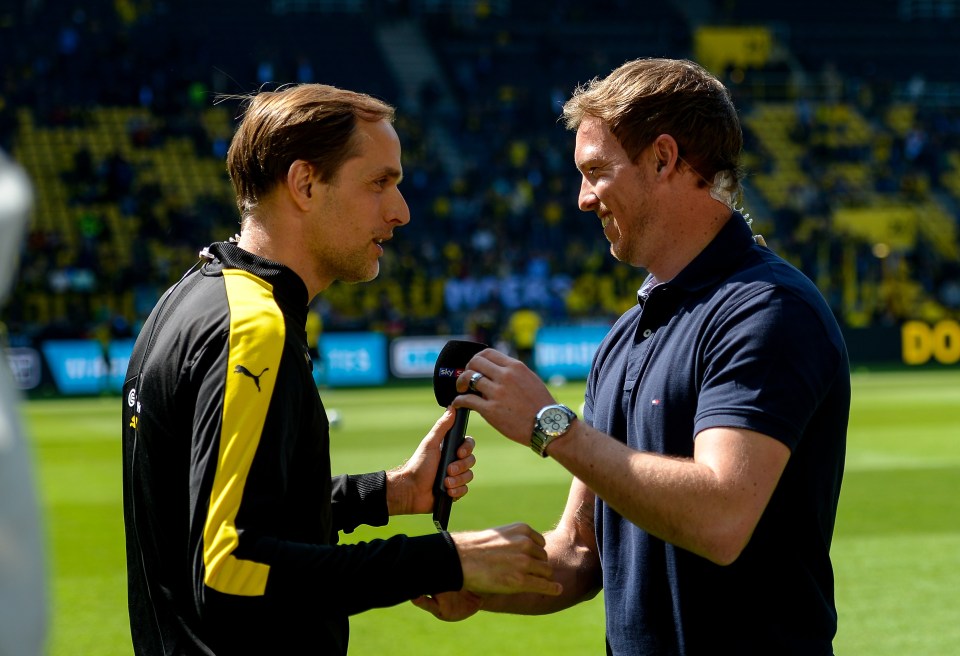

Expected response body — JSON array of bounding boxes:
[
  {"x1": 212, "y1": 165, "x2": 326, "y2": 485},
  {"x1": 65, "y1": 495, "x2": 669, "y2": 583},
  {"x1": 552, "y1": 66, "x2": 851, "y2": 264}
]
[{"x1": 539, "y1": 407, "x2": 570, "y2": 436}]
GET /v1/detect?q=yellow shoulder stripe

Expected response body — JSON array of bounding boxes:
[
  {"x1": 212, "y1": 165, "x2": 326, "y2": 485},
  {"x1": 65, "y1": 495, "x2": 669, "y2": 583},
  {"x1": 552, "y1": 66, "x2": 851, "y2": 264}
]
[{"x1": 203, "y1": 269, "x2": 285, "y2": 596}]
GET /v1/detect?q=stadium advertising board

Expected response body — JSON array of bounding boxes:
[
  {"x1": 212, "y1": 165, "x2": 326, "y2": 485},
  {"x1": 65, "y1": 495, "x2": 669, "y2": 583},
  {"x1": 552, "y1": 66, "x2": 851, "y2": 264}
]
[
  {"x1": 319, "y1": 332, "x2": 388, "y2": 387},
  {"x1": 534, "y1": 325, "x2": 611, "y2": 380},
  {"x1": 37, "y1": 339, "x2": 135, "y2": 395},
  {"x1": 27, "y1": 320, "x2": 955, "y2": 396},
  {"x1": 107, "y1": 339, "x2": 136, "y2": 393},
  {"x1": 389, "y1": 335, "x2": 468, "y2": 378},
  {"x1": 902, "y1": 319, "x2": 960, "y2": 365},
  {"x1": 40, "y1": 340, "x2": 109, "y2": 395}
]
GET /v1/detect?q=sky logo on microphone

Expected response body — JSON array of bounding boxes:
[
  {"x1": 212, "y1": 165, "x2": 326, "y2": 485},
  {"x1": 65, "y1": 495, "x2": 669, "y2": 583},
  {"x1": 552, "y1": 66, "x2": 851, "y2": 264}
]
[{"x1": 437, "y1": 367, "x2": 465, "y2": 378}]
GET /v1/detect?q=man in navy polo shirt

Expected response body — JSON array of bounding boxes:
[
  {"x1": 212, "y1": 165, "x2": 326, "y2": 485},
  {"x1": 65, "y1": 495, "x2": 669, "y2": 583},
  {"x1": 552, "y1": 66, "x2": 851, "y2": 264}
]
[{"x1": 414, "y1": 58, "x2": 850, "y2": 656}]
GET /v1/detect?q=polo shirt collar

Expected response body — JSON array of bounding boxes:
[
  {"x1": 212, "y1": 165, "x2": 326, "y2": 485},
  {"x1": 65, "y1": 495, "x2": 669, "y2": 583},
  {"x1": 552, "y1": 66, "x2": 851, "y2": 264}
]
[{"x1": 637, "y1": 212, "x2": 756, "y2": 305}]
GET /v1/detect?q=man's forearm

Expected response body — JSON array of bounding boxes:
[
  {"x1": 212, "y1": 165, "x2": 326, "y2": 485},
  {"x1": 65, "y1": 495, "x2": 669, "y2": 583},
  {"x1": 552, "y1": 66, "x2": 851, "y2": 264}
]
[
  {"x1": 482, "y1": 479, "x2": 602, "y2": 615},
  {"x1": 480, "y1": 535, "x2": 602, "y2": 614},
  {"x1": 547, "y1": 423, "x2": 790, "y2": 565}
]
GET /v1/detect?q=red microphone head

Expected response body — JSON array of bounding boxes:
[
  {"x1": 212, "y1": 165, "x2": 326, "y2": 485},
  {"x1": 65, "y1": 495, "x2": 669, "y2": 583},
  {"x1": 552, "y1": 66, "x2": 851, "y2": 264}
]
[{"x1": 433, "y1": 340, "x2": 488, "y2": 407}]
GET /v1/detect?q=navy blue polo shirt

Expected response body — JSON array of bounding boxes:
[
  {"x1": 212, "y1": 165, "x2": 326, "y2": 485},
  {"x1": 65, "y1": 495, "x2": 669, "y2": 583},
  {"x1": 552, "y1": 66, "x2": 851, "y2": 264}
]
[{"x1": 585, "y1": 214, "x2": 849, "y2": 656}]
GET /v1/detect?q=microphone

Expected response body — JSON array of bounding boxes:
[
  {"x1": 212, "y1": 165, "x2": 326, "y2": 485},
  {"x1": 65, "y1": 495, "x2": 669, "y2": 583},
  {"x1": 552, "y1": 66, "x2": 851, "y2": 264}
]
[{"x1": 431, "y1": 339, "x2": 488, "y2": 532}]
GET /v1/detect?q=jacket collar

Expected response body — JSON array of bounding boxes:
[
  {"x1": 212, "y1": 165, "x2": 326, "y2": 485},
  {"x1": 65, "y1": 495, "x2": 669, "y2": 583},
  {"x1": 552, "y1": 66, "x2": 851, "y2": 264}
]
[{"x1": 201, "y1": 241, "x2": 310, "y2": 316}]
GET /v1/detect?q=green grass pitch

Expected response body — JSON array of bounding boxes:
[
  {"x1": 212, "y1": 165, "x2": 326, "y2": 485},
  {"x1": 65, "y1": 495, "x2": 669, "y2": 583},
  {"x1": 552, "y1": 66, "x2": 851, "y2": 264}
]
[{"x1": 20, "y1": 368, "x2": 960, "y2": 654}]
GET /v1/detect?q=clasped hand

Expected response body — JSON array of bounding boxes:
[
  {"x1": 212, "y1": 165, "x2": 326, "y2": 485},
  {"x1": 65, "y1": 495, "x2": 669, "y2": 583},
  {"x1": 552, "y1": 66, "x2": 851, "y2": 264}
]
[{"x1": 413, "y1": 523, "x2": 563, "y2": 621}]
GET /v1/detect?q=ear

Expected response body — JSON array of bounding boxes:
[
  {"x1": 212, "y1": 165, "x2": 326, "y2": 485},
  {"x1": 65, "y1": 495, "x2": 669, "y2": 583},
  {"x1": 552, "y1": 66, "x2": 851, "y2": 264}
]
[
  {"x1": 651, "y1": 134, "x2": 679, "y2": 174},
  {"x1": 286, "y1": 159, "x2": 316, "y2": 212}
]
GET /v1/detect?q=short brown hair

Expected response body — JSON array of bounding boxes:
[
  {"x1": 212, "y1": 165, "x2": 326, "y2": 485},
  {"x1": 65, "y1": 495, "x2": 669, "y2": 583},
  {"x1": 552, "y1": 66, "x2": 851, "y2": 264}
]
[
  {"x1": 224, "y1": 84, "x2": 395, "y2": 218},
  {"x1": 563, "y1": 58, "x2": 743, "y2": 189}
]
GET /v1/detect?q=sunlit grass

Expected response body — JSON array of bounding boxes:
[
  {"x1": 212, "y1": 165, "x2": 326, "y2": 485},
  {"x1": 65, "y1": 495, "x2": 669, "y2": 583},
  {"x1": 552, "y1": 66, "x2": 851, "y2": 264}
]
[{"x1": 21, "y1": 367, "x2": 960, "y2": 655}]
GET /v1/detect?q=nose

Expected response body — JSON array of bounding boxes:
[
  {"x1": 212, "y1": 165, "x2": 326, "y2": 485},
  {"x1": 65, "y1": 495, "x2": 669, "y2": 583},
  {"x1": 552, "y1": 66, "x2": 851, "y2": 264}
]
[
  {"x1": 389, "y1": 188, "x2": 411, "y2": 226},
  {"x1": 578, "y1": 176, "x2": 598, "y2": 212}
]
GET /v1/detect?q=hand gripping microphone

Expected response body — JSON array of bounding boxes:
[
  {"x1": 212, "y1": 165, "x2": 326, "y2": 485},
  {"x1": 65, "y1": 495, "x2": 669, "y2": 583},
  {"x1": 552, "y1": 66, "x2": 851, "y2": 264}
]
[{"x1": 431, "y1": 339, "x2": 488, "y2": 532}]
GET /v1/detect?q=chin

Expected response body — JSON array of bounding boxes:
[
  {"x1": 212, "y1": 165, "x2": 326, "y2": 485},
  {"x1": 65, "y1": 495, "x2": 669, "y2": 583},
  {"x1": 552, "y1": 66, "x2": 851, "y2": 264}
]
[{"x1": 336, "y1": 266, "x2": 379, "y2": 285}]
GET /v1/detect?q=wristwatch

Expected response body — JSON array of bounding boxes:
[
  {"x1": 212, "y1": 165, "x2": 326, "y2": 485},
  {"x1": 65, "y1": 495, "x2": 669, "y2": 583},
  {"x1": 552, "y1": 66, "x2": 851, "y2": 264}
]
[{"x1": 531, "y1": 404, "x2": 577, "y2": 457}]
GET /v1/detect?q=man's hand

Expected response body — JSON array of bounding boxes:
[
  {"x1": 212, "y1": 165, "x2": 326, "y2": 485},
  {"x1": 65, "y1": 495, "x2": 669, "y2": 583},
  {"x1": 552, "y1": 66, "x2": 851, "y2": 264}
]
[
  {"x1": 386, "y1": 409, "x2": 476, "y2": 516},
  {"x1": 411, "y1": 590, "x2": 484, "y2": 622},
  {"x1": 452, "y1": 349, "x2": 556, "y2": 447},
  {"x1": 452, "y1": 523, "x2": 563, "y2": 597}
]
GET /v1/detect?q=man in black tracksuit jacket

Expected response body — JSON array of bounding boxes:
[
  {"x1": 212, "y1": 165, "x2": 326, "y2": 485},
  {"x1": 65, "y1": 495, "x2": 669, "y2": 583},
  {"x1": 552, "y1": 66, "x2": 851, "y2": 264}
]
[{"x1": 122, "y1": 85, "x2": 561, "y2": 655}]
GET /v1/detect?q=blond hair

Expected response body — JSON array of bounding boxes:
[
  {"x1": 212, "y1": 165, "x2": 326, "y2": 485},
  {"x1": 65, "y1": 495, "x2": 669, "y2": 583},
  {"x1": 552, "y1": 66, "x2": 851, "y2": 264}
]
[{"x1": 563, "y1": 58, "x2": 743, "y2": 191}]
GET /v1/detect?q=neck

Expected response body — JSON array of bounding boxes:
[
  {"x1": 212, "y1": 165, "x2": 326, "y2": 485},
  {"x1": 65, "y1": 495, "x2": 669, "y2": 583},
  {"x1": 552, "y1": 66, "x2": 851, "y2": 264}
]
[
  {"x1": 236, "y1": 218, "x2": 328, "y2": 301},
  {"x1": 647, "y1": 201, "x2": 731, "y2": 282}
]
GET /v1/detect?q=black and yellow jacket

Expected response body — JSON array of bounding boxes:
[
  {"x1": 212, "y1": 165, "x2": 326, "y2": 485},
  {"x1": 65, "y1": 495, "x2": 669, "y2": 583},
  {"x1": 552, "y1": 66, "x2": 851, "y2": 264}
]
[{"x1": 122, "y1": 242, "x2": 461, "y2": 655}]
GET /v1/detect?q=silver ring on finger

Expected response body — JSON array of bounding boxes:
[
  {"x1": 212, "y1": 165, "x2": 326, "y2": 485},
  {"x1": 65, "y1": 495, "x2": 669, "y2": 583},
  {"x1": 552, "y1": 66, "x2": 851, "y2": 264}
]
[{"x1": 468, "y1": 371, "x2": 484, "y2": 393}]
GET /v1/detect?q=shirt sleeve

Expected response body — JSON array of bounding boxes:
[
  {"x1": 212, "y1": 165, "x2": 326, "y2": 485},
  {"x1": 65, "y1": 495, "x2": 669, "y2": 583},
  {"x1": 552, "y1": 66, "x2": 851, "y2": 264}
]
[{"x1": 694, "y1": 285, "x2": 845, "y2": 449}]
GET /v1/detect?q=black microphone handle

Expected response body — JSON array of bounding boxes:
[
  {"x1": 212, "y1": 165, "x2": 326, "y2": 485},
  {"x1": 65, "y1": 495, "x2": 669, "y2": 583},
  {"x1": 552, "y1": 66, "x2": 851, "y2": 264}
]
[{"x1": 432, "y1": 407, "x2": 471, "y2": 532}]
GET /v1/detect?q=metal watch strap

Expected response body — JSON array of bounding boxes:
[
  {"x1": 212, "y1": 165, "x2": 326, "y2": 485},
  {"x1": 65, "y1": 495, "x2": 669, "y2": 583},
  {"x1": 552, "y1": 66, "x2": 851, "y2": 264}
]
[{"x1": 530, "y1": 428, "x2": 552, "y2": 458}]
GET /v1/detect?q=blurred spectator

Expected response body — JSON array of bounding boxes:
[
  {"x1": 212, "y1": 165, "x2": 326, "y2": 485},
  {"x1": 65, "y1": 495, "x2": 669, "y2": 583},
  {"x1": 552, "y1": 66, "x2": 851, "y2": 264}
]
[
  {"x1": 0, "y1": 149, "x2": 47, "y2": 656},
  {"x1": 503, "y1": 306, "x2": 542, "y2": 367}
]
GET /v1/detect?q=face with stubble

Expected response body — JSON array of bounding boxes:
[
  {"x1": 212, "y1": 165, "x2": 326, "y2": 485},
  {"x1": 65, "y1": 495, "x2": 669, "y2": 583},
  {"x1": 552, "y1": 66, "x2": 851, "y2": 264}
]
[
  {"x1": 574, "y1": 115, "x2": 665, "y2": 270},
  {"x1": 306, "y1": 118, "x2": 410, "y2": 285}
]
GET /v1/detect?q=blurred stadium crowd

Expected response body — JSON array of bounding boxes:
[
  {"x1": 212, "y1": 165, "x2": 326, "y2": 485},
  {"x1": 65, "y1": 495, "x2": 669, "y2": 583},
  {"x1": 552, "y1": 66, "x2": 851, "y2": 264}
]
[{"x1": 2, "y1": 0, "x2": 959, "y2": 352}]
